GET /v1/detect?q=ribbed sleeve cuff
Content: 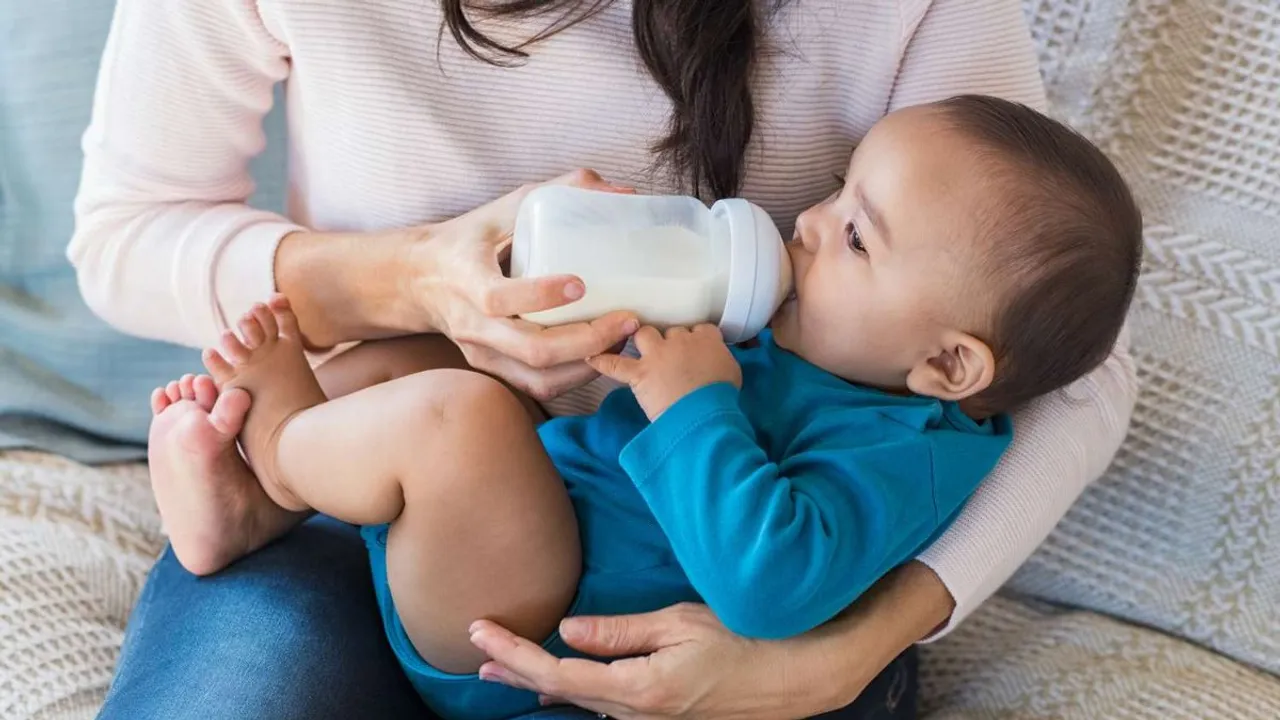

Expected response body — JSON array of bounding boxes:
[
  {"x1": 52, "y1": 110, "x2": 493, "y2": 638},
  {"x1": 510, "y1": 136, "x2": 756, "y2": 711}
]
[{"x1": 210, "y1": 213, "x2": 303, "y2": 337}]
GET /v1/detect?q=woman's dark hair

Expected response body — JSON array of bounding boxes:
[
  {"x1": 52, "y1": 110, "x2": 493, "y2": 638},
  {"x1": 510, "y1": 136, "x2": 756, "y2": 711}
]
[
  {"x1": 935, "y1": 95, "x2": 1143, "y2": 415},
  {"x1": 439, "y1": 0, "x2": 770, "y2": 200}
]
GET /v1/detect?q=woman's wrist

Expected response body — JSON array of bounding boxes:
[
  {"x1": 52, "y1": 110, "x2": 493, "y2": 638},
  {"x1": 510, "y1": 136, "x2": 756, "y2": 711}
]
[
  {"x1": 274, "y1": 226, "x2": 432, "y2": 348},
  {"x1": 808, "y1": 561, "x2": 955, "y2": 709}
]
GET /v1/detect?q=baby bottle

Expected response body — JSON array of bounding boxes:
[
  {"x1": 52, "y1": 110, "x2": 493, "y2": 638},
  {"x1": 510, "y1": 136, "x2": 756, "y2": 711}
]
[{"x1": 509, "y1": 186, "x2": 792, "y2": 343}]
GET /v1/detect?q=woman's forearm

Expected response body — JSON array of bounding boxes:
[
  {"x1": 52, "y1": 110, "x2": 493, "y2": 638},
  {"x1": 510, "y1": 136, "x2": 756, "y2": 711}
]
[
  {"x1": 805, "y1": 562, "x2": 954, "y2": 710},
  {"x1": 274, "y1": 227, "x2": 434, "y2": 348}
]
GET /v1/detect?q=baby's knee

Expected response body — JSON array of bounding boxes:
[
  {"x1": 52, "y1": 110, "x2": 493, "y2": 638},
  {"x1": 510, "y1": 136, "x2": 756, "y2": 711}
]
[
  {"x1": 393, "y1": 370, "x2": 522, "y2": 429},
  {"x1": 391, "y1": 371, "x2": 535, "y2": 495}
]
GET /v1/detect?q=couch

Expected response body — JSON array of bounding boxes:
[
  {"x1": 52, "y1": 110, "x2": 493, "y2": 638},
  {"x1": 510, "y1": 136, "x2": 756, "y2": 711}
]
[{"x1": 1, "y1": 0, "x2": 1277, "y2": 717}]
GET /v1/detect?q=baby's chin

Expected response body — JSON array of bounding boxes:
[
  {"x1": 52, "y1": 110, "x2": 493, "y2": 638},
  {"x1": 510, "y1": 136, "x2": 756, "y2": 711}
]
[{"x1": 767, "y1": 305, "x2": 799, "y2": 352}]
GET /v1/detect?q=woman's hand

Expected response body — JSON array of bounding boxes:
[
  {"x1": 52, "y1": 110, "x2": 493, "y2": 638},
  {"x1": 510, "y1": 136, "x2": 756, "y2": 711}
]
[
  {"x1": 471, "y1": 604, "x2": 827, "y2": 720},
  {"x1": 408, "y1": 169, "x2": 640, "y2": 400},
  {"x1": 276, "y1": 169, "x2": 639, "y2": 401},
  {"x1": 467, "y1": 562, "x2": 952, "y2": 720}
]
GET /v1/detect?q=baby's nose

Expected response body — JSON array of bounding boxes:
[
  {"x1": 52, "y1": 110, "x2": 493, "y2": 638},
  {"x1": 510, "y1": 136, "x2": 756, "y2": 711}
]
[
  {"x1": 791, "y1": 228, "x2": 820, "y2": 254},
  {"x1": 791, "y1": 214, "x2": 820, "y2": 253}
]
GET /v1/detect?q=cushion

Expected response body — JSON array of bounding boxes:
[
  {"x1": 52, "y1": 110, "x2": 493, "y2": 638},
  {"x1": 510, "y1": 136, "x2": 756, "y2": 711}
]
[
  {"x1": 0, "y1": 0, "x2": 287, "y2": 462},
  {"x1": 1006, "y1": 0, "x2": 1280, "y2": 675}
]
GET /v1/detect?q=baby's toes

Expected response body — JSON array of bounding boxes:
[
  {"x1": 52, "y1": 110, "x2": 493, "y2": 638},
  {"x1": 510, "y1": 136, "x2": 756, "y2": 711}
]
[
  {"x1": 208, "y1": 387, "x2": 251, "y2": 438},
  {"x1": 238, "y1": 312, "x2": 266, "y2": 350},
  {"x1": 193, "y1": 375, "x2": 219, "y2": 412},
  {"x1": 267, "y1": 294, "x2": 300, "y2": 339},
  {"x1": 202, "y1": 348, "x2": 236, "y2": 384},
  {"x1": 165, "y1": 381, "x2": 182, "y2": 404},
  {"x1": 252, "y1": 302, "x2": 279, "y2": 340},
  {"x1": 151, "y1": 387, "x2": 171, "y2": 416},
  {"x1": 219, "y1": 330, "x2": 250, "y2": 365},
  {"x1": 178, "y1": 374, "x2": 197, "y2": 401}
]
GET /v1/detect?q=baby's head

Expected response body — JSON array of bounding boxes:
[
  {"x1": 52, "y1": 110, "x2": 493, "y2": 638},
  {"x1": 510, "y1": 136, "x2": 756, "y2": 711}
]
[{"x1": 772, "y1": 95, "x2": 1142, "y2": 415}]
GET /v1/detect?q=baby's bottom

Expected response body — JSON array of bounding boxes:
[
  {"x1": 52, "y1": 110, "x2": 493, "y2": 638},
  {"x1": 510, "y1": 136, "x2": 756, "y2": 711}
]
[{"x1": 204, "y1": 299, "x2": 580, "y2": 675}]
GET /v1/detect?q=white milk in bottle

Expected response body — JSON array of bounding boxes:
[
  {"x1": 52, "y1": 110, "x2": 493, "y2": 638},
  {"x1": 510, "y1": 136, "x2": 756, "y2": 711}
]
[{"x1": 510, "y1": 186, "x2": 792, "y2": 342}]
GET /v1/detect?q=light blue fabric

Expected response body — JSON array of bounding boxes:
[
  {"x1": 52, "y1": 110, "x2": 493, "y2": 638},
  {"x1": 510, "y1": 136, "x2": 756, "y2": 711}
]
[{"x1": 0, "y1": 1, "x2": 287, "y2": 461}]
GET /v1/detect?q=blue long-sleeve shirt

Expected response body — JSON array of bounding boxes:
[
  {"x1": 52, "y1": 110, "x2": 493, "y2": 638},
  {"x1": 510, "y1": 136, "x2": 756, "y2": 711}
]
[{"x1": 541, "y1": 332, "x2": 1012, "y2": 639}]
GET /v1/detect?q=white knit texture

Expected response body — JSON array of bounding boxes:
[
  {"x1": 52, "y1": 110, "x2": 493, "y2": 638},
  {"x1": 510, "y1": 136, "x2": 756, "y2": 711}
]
[{"x1": 993, "y1": 0, "x2": 1280, "y2": 677}]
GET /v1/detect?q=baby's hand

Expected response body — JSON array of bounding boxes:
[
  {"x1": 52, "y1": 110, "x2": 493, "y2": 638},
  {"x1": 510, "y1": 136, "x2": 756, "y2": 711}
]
[{"x1": 588, "y1": 325, "x2": 742, "y2": 420}]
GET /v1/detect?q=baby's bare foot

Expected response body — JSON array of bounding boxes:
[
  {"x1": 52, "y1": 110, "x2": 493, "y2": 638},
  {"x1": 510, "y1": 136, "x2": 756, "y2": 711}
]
[
  {"x1": 147, "y1": 374, "x2": 303, "y2": 575},
  {"x1": 203, "y1": 295, "x2": 326, "y2": 512}
]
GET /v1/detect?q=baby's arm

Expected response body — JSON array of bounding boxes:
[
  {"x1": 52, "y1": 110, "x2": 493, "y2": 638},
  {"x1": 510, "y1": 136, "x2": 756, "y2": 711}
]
[
  {"x1": 618, "y1": 385, "x2": 975, "y2": 639},
  {"x1": 590, "y1": 325, "x2": 1000, "y2": 639}
]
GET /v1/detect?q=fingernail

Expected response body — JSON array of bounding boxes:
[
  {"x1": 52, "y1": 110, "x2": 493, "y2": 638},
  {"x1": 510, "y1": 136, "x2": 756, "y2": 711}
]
[
  {"x1": 468, "y1": 621, "x2": 483, "y2": 636},
  {"x1": 559, "y1": 618, "x2": 583, "y2": 642},
  {"x1": 623, "y1": 319, "x2": 640, "y2": 334},
  {"x1": 564, "y1": 283, "x2": 584, "y2": 300}
]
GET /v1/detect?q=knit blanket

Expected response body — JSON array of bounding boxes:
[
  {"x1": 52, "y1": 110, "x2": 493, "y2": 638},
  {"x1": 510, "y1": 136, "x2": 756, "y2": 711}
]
[
  {"x1": 1, "y1": 0, "x2": 1278, "y2": 717},
  {"x1": 1001, "y1": 0, "x2": 1280, "y2": 677}
]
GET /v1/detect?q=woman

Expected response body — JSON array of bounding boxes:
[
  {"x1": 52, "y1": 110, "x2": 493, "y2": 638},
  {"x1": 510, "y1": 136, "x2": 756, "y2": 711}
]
[{"x1": 70, "y1": 0, "x2": 1137, "y2": 717}]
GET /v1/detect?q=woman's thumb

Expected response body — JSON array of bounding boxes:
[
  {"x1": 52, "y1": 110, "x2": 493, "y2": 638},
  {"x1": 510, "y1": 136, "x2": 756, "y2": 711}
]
[{"x1": 559, "y1": 610, "x2": 677, "y2": 657}]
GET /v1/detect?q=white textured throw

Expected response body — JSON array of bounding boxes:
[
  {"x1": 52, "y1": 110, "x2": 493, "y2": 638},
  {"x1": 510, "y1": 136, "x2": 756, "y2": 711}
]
[
  {"x1": 1, "y1": 0, "x2": 1278, "y2": 718},
  {"x1": 999, "y1": 0, "x2": 1280, "y2": 677}
]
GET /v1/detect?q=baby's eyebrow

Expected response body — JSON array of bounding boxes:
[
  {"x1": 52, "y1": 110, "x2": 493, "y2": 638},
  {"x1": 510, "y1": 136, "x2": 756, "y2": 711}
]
[{"x1": 856, "y1": 184, "x2": 891, "y2": 249}]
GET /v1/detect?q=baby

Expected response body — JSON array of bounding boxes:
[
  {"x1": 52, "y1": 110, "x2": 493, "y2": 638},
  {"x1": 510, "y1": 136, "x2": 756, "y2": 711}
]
[{"x1": 149, "y1": 95, "x2": 1141, "y2": 719}]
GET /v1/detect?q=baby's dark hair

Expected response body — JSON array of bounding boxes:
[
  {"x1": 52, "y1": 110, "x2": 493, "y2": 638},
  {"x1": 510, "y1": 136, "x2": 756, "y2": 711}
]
[{"x1": 934, "y1": 95, "x2": 1143, "y2": 415}]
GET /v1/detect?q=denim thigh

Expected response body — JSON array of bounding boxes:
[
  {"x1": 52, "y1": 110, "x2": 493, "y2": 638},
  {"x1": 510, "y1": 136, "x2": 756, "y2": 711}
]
[{"x1": 98, "y1": 516, "x2": 428, "y2": 720}]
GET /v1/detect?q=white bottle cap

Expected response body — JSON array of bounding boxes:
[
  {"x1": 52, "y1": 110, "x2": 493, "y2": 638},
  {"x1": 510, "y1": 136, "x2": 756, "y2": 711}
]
[{"x1": 713, "y1": 199, "x2": 792, "y2": 343}]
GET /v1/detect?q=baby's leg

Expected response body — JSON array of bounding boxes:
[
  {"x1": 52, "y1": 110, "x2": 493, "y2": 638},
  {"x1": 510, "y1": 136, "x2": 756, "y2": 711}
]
[
  {"x1": 206, "y1": 297, "x2": 580, "y2": 674},
  {"x1": 315, "y1": 333, "x2": 545, "y2": 420},
  {"x1": 314, "y1": 334, "x2": 468, "y2": 399},
  {"x1": 147, "y1": 331, "x2": 477, "y2": 576}
]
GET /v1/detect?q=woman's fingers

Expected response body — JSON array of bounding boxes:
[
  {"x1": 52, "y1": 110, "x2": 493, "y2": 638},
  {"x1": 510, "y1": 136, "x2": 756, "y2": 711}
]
[
  {"x1": 476, "y1": 661, "x2": 538, "y2": 692},
  {"x1": 473, "y1": 275, "x2": 585, "y2": 318},
  {"x1": 470, "y1": 169, "x2": 631, "y2": 238},
  {"x1": 585, "y1": 354, "x2": 641, "y2": 385},
  {"x1": 553, "y1": 168, "x2": 634, "y2": 194},
  {"x1": 470, "y1": 622, "x2": 626, "y2": 703},
  {"x1": 557, "y1": 608, "x2": 684, "y2": 657},
  {"x1": 632, "y1": 326, "x2": 663, "y2": 355},
  {"x1": 470, "y1": 313, "x2": 638, "y2": 370},
  {"x1": 460, "y1": 344, "x2": 600, "y2": 401}
]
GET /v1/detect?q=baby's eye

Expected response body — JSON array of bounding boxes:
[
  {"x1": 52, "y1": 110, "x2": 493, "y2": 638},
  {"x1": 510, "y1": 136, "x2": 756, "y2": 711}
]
[{"x1": 846, "y1": 222, "x2": 866, "y2": 254}]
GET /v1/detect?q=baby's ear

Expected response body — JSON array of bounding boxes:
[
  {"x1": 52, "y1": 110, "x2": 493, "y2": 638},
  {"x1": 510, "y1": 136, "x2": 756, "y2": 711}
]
[{"x1": 905, "y1": 331, "x2": 994, "y2": 402}]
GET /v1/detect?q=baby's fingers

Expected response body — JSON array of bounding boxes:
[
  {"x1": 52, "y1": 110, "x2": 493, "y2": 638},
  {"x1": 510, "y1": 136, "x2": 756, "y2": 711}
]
[
  {"x1": 586, "y1": 354, "x2": 642, "y2": 385},
  {"x1": 632, "y1": 326, "x2": 664, "y2": 355}
]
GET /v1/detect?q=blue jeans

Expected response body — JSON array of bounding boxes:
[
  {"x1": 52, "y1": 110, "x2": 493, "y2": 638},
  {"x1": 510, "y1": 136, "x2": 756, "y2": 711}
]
[{"x1": 98, "y1": 516, "x2": 917, "y2": 720}]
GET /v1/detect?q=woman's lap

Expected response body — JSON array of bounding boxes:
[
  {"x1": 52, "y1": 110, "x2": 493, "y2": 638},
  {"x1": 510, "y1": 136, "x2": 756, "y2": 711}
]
[
  {"x1": 98, "y1": 516, "x2": 427, "y2": 719},
  {"x1": 99, "y1": 515, "x2": 916, "y2": 720}
]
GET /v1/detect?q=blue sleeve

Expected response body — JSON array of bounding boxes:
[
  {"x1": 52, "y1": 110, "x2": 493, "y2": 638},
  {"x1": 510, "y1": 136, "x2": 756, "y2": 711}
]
[{"x1": 619, "y1": 383, "x2": 941, "y2": 639}]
